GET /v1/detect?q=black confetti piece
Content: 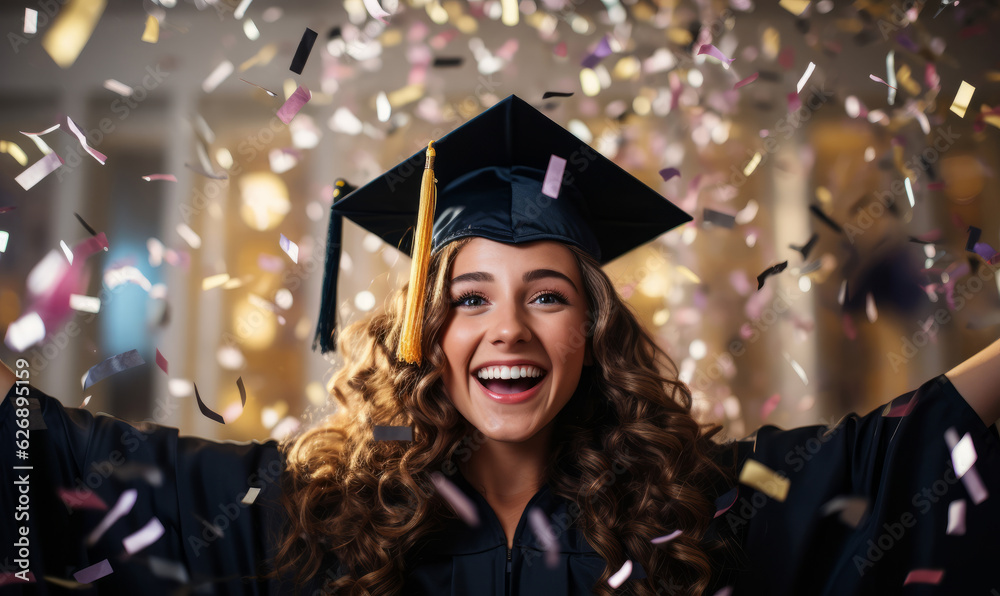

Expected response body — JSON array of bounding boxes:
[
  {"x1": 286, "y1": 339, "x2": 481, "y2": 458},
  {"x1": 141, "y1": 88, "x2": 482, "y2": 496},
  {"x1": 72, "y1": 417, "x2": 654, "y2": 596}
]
[
  {"x1": 74, "y1": 212, "x2": 98, "y2": 236},
  {"x1": 809, "y1": 205, "x2": 843, "y2": 234},
  {"x1": 756, "y1": 261, "x2": 788, "y2": 290},
  {"x1": 542, "y1": 91, "x2": 574, "y2": 99},
  {"x1": 236, "y1": 376, "x2": 247, "y2": 408},
  {"x1": 290, "y1": 28, "x2": 318, "y2": 75},
  {"x1": 432, "y1": 56, "x2": 463, "y2": 67},
  {"x1": 966, "y1": 226, "x2": 982, "y2": 253},
  {"x1": 703, "y1": 208, "x2": 736, "y2": 229},
  {"x1": 327, "y1": 26, "x2": 342, "y2": 39},
  {"x1": 194, "y1": 382, "x2": 225, "y2": 424},
  {"x1": 373, "y1": 425, "x2": 414, "y2": 441},
  {"x1": 789, "y1": 233, "x2": 818, "y2": 259}
]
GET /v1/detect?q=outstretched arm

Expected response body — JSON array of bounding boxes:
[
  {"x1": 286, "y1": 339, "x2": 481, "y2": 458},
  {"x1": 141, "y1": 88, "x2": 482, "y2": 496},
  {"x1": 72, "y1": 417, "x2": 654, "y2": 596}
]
[
  {"x1": 946, "y1": 337, "x2": 1000, "y2": 428},
  {"x1": 0, "y1": 359, "x2": 13, "y2": 405}
]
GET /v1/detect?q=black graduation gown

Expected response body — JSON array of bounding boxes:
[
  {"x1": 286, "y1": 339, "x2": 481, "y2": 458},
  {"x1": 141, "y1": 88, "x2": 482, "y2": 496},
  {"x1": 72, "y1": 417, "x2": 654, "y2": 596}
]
[{"x1": 1, "y1": 374, "x2": 998, "y2": 595}]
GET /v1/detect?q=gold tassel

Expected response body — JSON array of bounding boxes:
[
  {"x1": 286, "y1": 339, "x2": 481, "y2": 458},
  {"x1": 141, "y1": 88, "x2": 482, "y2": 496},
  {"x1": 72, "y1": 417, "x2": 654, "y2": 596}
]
[{"x1": 397, "y1": 141, "x2": 437, "y2": 364}]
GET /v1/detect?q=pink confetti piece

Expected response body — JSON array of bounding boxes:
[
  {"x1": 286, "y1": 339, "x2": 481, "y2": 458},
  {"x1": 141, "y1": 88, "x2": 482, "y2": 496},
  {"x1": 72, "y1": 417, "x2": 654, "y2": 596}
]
[
  {"x1": 883, "y1": 394, "x2": 917, "y2": 417},
  {"x1": 258, "y1": 253, "x2": 285, "y2": 272},
  {"x1": 363, "y1": 0, "x2": 391, "y2": 23},
  {"x1": 554, "y1": 41, "x2": 567, "y2": 58},
  {"x1": 528, "y1": 507, "x2": 559, "y2": 567},
  {"x1": 279, "y1": 233, "x2": 299, "y2": 263},
  {"x1": 86, "y1": 489, "x2": 138, "y2": 546},
  {"x1": 277, "y1": 85, "x2": 312, "y2": 124},
  {"x1": 0, "y1": 206, "x2": 15, "y2": 214},
  {"x1": 697, "y1": 44, "x2": 734, "y2": 66},
  {"x1": 925, "y1": 64, "x2": 940, "y2": 90},
  {"x1": 83, "y1": 350, "x2": 145, "y2": 390},
  {"x1": 123, "y1": 518, "x2": 165, "y2": 554},
  {"x1": 0, "y1": 571, "x2": 36, "y2": 584},
  {"x1": 66, "y1": 116, "x2": 107, "y2": 165},
  {"x1": 947, "y1": 499, "x2": 966, "y2": 535},
  {"x1": 430, "y1": 472, "x2": 479, "y2": 526},
  {"x1": 58, "y1": 487, "x2": 108, "y2": 511},
  {"x1": 142, "y1": 173, "x2": 177, "y2": 182},
  {"x1": 155, "y1": 348, "x2": 168, "y2": 375},
  {"x1": 658, "y1": 167, "x2": 680, "y2": 181},
  {"x1": 607, "y1": 560, "x2": 632, "y2": 588},
  {"x1": 73, "y1": 559, "x2": 113, "y2": 584},
  {"x1": 714, "y1": 487, "x2": 738, "y2": 518},
  {"x1": 15, "y1": 152, "x2": 63, "y2": 190},
  {"x1": 841, "y1": 313, "x2": 857, "y2": 340},
  {"x1": 541, "y1": 155, "x2": 567, "y2": 198},
  {"x1": 869, "y1": 74, "x2": 897, "y2": 90},
  {"x1": 712, "y1": 588, "x2": 733, "y2": 596},
  {"x1": 778, "y1": 46, "x2": 795, "y2": 70},
  {"x1": 651, "y1": 529, "x2": 682, "y2": 544},
  {"x1": 786, "y1": 92, "x2": 801, "y2": 112},
  {"x1": 734, "y1": 72, "x2": 759, "y2": 89},
  {"x1": 903, "y1": 569, "x2": 944, "y2": 585},
  {"x1": 74, "y1": 232, "x2": 109, "y2": 262},
  {"x1": 760, "y1": 394, "x2": 781, "y2": 420}
]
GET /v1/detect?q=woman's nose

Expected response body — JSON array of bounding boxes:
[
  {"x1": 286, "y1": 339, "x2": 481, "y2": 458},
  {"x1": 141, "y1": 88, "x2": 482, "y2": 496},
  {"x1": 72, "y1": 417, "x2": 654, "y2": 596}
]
[{"x1": 488, "y1": 303, "x2": 532, "y2": 346}]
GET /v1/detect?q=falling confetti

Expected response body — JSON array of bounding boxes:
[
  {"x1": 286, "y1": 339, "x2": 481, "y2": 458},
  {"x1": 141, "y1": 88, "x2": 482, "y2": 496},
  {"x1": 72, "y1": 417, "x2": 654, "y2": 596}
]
[
  {"x1": 756, "y1": 261, "x2": 788, "y2": 290},
  {"x1": 202, "y1": 60, "x2": 234, "y2": 93},
  {"x1": 373, "y1": 426, "x2": 414, "y2": 441},
  {"x1": 142, "y1": 173, "x2": 177, "y2": 182},
  {"x1": 945, "y1": 427, "x2": 988, "y2": 504},
  {"x1": 431, "y1": 472, "x2": 479, "y2": 527},
  {"x1": 541, "y1": 155, "x2": 566, "y2": 199},
  {"x1": 796, "y1": 61, "x2": 816, "y2": 93},
  {"x1": 658, "y1": 167, "x2": 680, "y2": 181},
  {"x1": 67, "y1": 116, "x2": 108, "y2": 164},
  {"x1": 123, "y1": 517, "x2": 165, "y2": 554},
  {"x1": 42, "y1": 0, "x2": 107, "y2": 69},
  {"x1": 193, "y1": 382, "x2": 226, "y2": 424},
  {"x1": 83, "y1": 350, "x2": 145, "y2": 390},
  {"x1": 542, "y1": 91, "x2": 574, "y2": 99},
  {"x1": 58, "y1": 488, "x2": 108, "y2": 511},
  {"x1": 290, "y1": 28, "x2": 318, "y2": 74},
  {"x1": 15, "y1": 152, "x2": 64, "y2": 190},
  {"x1": 698, "y1": 44, "x2": 734, "y2": 67},
  {"x1": 734, "y1": 72, "x2": 759, "y2": 89},
  {"x1": 704, "y1": 209, "x2": 736, "y2": 229},
  {"x1": 86, "y1": 489, "x2": 138, "y2": 546},
  {"x1": 279, "y1": 233, "x2": 299, "y2": 263},
  {"x1": 72, "y1": 559, "x2": 113, "y2": 584},
  {"x1": 607, "y1": 560, "x2": 632, "y2": 588},
  {"x1": 527, "y1": 507, "x2": 559, "y2": 567},
  {"x1": 903, "y1": 569, "x2": 944, "y2": 586},
  {"x1": 241, "y1": 487, "x2": 262, "y2": 505},
  {"x1": 141, "y1": 14, "x2": 159, "y2": 43},
  {"x1": 155, "y1": 348, "x2": 168, "y2": 374},
  {"x1": 739, "y1": 459, "x2": 790, "y2": 502},
  {"x1": 277, "y1": 85, "x2": 312, "y2": 124},
  {"x1": 789, "y1": 234, "x2": 818, "y2": 259},
  {"x1": 947, "y1": 499, "x2": 966, "y2": 535},
  {"x1": 714, "y1": 487, "x2": 739, "y2": 518},
  {"x1": 363, "y1": 0, "x2": 391, "y2": 23},
  {"x1": 650, "y1": 529, "x2": 682, "y2": 544},
  {"x1": 820, "y1": 496, "x2": 868, "y2": 528}
]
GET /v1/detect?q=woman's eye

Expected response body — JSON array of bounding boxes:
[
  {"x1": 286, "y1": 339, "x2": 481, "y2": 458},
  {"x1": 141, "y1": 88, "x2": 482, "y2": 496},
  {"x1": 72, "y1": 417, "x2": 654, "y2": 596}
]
[
  {"x1": 534, "y1": 292, "x2": 567, "y2": 305},
  {"x1": 453, "y1": 294, "x2": 486, "y2": 308}
]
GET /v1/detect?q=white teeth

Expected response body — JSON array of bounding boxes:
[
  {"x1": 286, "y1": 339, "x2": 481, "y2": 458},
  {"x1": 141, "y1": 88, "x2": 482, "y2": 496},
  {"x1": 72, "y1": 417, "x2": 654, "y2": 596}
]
[{"x1": 475, "y1": 365, "x2": 545, "y2": 380}]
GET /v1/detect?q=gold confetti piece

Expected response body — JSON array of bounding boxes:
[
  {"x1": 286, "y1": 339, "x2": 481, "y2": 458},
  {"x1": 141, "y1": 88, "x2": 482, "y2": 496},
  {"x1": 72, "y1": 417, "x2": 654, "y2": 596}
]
[
  {"x1": 202, "y1": 273, "x2": 230, "y2": 291},
  {"x1": 0, "y1": 140, "x2": 28, "y2": 166},
  {"x1": 239, "y1": 43, "x2": 278, "y2": 72},
  {"x1": 779, "y1": 0, "x2": 810, "y2": 16},
  {"x1": 241, "y1": 487, "x2": 261, "y2": 505},
  {"x1": 141, "y1": 14, "x2": 159, "y2": 43},
  {"x1": 949, "y1": 81, "x2": 975, "y2": 118},
  {"x1": 42, "y1": 0, "x2": 107, "y2": 69},
  {"x1": 739, "y1": 459, "x2": 790, "y2": 502},
  {"x1": 742, "y1": 152, "x2": 762, "y2": 177}
]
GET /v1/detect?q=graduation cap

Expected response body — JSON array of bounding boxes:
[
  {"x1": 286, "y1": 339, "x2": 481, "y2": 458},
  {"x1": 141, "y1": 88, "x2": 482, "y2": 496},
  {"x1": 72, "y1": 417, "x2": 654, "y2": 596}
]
[{"x1": 314, "y1": 94, "x2": 692, "y2": 361}]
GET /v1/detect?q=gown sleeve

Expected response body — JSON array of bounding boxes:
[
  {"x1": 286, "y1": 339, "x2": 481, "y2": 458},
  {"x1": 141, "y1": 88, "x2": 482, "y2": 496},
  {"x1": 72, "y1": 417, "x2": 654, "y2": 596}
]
[
  {"x1": 717, "y1": 374, "x2": 1000, "y2": 595},
  {"x1": 0, "y1": 382, "x2": 292, "y2": 595}
]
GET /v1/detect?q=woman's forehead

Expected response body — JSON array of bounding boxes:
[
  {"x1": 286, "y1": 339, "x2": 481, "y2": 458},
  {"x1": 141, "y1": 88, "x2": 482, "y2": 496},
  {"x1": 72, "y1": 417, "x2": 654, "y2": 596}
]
[{"x1": 451, "y1": 238, "x2": 581, "y2": 277}]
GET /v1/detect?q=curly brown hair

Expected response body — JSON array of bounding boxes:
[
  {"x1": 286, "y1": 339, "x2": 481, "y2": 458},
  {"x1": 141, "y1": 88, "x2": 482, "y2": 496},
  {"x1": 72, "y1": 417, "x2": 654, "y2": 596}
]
[{"x1": 272, "y1": 238, "x2": 734, "y2": 595}]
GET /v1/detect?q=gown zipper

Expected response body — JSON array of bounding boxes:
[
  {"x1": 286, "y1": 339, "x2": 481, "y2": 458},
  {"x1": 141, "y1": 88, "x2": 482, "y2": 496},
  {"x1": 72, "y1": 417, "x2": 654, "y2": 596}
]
[{"x1": 506, "y1": 546, "x2": 512, "y2": 595}]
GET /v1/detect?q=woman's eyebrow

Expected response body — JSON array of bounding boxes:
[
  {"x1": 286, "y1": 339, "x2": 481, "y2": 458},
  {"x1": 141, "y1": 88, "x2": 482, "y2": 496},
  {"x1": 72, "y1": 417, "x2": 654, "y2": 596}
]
[
  {"x1": 523, "y1": 269, "x2": 579, "y2": 292},
  {"x1": 451, "y1": 271, "x2": 493, "y2": 285}
]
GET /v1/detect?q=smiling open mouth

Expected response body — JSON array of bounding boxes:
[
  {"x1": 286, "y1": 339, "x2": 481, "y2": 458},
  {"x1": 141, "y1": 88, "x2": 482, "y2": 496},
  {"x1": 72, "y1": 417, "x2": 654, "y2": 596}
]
[{"x1": 475, "y1": 365, "x2": 546, "y2": 395}]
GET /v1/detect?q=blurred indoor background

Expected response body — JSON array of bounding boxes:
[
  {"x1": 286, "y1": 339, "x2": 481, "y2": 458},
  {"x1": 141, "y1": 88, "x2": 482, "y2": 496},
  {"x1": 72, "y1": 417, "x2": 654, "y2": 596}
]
[{"x1": 0, "y1": 0, "x2": 998, "y2": 442}]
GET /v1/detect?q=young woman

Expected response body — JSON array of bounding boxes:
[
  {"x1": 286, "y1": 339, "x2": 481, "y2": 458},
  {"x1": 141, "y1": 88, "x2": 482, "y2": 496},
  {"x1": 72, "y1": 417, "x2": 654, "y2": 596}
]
[{"x1": 2, "y1": 96, "x2": 999, "y2": 595}]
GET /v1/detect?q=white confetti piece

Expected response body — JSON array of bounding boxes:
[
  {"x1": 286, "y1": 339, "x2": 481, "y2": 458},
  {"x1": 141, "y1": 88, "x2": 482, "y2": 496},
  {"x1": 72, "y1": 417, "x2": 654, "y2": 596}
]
[
  {"x1": 651, "y1": 529, "x2": 682, "y2": 544},
  {"x1": 946, "y1": 499, "x2": 966, "y2": 535},
  {"x1": 87, "y1": 489, "x2": 138, "y2": 546},
  {"x1": 783, "y1": 352, "x2": 809, "y2": 385},
  {"x1": 203, "y1": 60, "x2": 234, "y2": 94},
  {"x1": 60, "y1": 239, "x2": 74, "y2": 264},
  {"x1": 865, "y1": 293, "x2": 877, "y2": 323},
  {"x1": 4, "y1": 312, "x2": 46, "y2": 352},
  {"x1": 241, "y1": 487, "x2": 261, "y2": 505},
  {"x1": 202, "y1": 273, "x2": 231, "y2": 291},
  {"x1": 945, "y1": 427, "x2": 988, "y2": 504},
  {"x1": 885, "y1": 51, "x2": 897, "y2": 105},
  {"x1": 607, "y1": 560, "x2": 632, "y2": 588},
  {"x1": 363, "y1": 0, "x2": 391, "y2": 22},
  {"x1": 279, "y1": 233, "x2": 299, "y2": 263},
  {"x1": 949, "y1": 430, "x2": 977, "y2": 478},
  {"x1": 0, "y1": 231, "x2": 8, "y2": 252},
  {"x1": 69, "y1": 294, "x2": 101, "y2": 313},
  {"x1": 234, "y1": 0, "x2": 254, "y2": 19},
  {"x1": 796, "y1": 61, "x2": 816, "y2": 93},
  {"x1": 904, "y1": 177, "x2": 915, "y2": 207},
  {"x1": 104, "y1": 265, "x2": 153, "y2": 292},
  {"x1": 123, "y1": 517, "x2": 164, "y2": 554},
  {"x1": 430, "y1": 472, "x2": 479, "y2": 527},
  {"x1": 176, "y1": 223, "x2": 202, "y2": 249},
  {"x1": 148, "y1": 557, "x2": 189, "y2": 584},
  {"x1": 67, "y1": 116, "x2": 108, "y2": 164},
  {"x1": 24, "y1": 9, "x2": 37, "y2": 34},
  {"x1": 103, "y1": 79, "x2": 133, "y2": 96},
  {"x1": 15, "y1": 152, "x2": 64, "y2": 190}
]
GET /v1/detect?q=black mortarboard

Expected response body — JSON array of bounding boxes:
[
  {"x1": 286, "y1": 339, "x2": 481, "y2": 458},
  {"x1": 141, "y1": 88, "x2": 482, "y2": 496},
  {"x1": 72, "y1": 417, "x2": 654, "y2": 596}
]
[{"x1": 314, "y1": 94, "x2": 692, "y2": 357}]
